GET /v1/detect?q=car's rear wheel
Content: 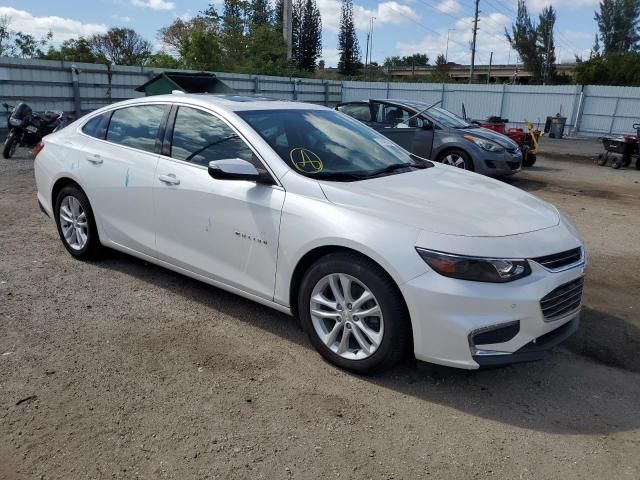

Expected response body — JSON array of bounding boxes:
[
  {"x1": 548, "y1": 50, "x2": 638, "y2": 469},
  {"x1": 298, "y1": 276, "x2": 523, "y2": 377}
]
[
  {"x1": 298, "y1": 252, "x2": 411, "y2": 374},
  {"x1": 54, "y1": 185, "x2": 102, "y2": 260},
  {"x1": 438, "y1": 149, "x2": 473, "y2": 171}
]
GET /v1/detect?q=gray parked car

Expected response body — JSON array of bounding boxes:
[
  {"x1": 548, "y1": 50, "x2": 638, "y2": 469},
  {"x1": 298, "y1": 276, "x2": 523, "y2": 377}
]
[{"x1": 336, "y1": 99, "x2": 522, "y2": 176}]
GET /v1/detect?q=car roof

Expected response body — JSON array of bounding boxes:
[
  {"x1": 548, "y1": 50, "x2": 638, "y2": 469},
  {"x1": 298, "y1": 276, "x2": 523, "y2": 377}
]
[{"x1": 113, "y1": 93, "x2": 329, "y2": 112}]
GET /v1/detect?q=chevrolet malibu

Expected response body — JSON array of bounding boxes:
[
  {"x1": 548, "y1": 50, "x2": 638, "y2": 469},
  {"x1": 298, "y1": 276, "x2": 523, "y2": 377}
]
[{"x1": 34, "y1": 94, "x2": 586, "y2": 374}]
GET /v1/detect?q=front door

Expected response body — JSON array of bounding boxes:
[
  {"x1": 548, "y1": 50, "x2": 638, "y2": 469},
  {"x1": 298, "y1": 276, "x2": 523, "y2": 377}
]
[
  {"x1": 153, "y1": 105, "x2": 285, "y2": 300},
  {"x1": 370, "y1": 101, "x2": 435, "y2": 158}
]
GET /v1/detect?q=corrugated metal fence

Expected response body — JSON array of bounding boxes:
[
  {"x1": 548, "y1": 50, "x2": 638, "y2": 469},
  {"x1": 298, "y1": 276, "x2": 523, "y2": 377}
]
[{"x1": 1, "y1": 57, "x2": 639, "y2": 136}]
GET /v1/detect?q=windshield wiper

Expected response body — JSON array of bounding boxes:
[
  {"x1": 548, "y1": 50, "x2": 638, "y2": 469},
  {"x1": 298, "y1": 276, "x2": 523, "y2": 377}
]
[
  {"x1": 313, "y1": 171, "x2": 368, "y2": 181},
  {"x1": 362, "y1": 162, "x2": 418, "y2": 178}
]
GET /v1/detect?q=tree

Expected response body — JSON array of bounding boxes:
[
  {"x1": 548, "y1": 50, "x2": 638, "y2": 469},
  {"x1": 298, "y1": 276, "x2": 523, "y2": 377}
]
[
  {"x1": 383, "y1": 53, "x2": 428, "y2": 68},
  {"x1": 43, "y1": 38, "x2": 99, "y2": 63},
  {"x1": 297, "y1": 0, "x2": 322, "y2": 71},
  {"x1": 89, "y1": 28, "x2": 152, "y2": 65},
  {"x1": 337, "y1": 0, "x2": 360, "y2": 76},
  {"x1": 158, "y1": 5, "x2": 221, "y2": 65},
  {"x1": 147, "y1": 51, "x2": 182, "y2": 68},
  {"x1": 506, "y1": 0, "x2": 560, "y2": 84},
  {"x1": 537, "y1": 5, "x2": 556, "y2": 84},
  {"x1": 250, "y1": 0, "x2": 271, "y2": 28},
  {"x1": 594, "y1": 0, "x2": 640, "y2": 54},
  {"x1": 221, "y1": 0, "x2": 249, "y2": 69},
  {"x1": 506, "y1": 1, "x2": 543, "y2": 83},
  {"x1": 575, "y1": 51, "x2": 640, "y2": 85},
  {"x1": 0, "y1": 16, "x2": 14, "y2": 57}
]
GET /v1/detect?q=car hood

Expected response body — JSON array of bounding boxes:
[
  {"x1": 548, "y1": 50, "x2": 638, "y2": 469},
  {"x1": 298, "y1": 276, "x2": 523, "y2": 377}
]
[
  {"x1": 318, "y1": 165, "x2": 560, "y2": 237},
  {"x1": 459, "y1": 126, "x2": 519, "y2": 149}
]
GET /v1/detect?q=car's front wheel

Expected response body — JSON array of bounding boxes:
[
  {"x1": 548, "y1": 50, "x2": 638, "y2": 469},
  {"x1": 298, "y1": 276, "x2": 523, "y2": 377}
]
[
  {"x1": 298, "y1": 252, "x2": 411, "y2": 374},
  {"x1": 438, "y1": 149, "x2": 473, "y2": 170},
  {"x1": 54, "y1": 185, "x2": 102, "y2": 260}
]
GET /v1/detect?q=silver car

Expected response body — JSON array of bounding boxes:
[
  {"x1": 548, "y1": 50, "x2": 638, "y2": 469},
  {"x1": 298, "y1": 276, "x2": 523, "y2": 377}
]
[{"x1": 336, "y1": 99, "x2": 523, "y2": 176}]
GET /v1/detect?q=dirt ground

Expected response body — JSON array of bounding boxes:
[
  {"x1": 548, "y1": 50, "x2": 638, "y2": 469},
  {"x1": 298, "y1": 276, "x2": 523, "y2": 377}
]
[{"x1": 1, "y1": 142, "x2": 639, "y2": 480}]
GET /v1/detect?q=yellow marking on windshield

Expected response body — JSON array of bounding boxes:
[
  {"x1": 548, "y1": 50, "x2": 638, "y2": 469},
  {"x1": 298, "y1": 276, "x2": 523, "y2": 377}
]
[{"x1": 289, "y1": 148, "x2": 324, "y2": 174}]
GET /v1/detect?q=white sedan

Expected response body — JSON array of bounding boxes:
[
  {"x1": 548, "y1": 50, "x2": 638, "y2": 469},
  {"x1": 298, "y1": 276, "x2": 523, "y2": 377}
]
[{"x1": 34, "y1": 94, "x2": 586, "y2": 373}]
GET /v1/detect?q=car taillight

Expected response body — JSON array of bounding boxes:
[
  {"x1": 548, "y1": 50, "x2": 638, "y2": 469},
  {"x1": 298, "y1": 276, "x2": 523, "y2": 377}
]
[{"x1": 33, "y1": 142, "x2": 44, "y2": 158}]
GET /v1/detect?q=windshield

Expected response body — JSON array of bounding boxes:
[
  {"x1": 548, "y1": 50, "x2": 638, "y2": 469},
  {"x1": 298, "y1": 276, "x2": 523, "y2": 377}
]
[
  {"x1": 403, "y1": 103, "x2": 471, "y2": 129},
  {"x1": 237, "y1": 109, "x2": 430, "y2": 181}
]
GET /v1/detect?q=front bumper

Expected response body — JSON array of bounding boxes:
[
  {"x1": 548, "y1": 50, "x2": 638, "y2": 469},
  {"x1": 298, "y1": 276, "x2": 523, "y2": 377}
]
[
  {"x1": 399, "y1": 260, "x2": 585, "y2": 369},
  {"x1": 476, "y1": 149, "x2": 522, "y2": 176}
]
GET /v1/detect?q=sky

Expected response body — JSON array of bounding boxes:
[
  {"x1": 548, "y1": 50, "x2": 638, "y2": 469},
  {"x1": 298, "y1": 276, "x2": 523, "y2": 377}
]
[{"x1": 0, "y1": 0, "x2": 600, "y2": 67}]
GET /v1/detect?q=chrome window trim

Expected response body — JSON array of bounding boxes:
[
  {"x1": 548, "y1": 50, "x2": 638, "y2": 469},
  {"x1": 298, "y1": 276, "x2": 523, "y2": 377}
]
[{"x1": 76, "y1": 100, "x2": 282, "y2": 188}]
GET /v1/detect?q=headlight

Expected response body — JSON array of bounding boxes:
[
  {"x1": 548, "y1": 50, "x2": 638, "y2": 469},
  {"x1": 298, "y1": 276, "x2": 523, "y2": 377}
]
[
  {"x1": 463, "y1": 135, "x2": 504, "y2": 152},
  {"x1": 9, "y1": 117, "x2": 22, "y2": 127},
  {"x1": 416, "y1": 248, "x2": 531, "y2": 283}
]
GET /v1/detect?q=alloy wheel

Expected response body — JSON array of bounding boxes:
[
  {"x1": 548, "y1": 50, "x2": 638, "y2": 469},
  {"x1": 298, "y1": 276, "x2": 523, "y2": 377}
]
[
  {"x1": 59, "y1": 195, "x2": 89, "y2": 250},
  {"x1": 309, "y1": 273, "x2": 384, "y2": 360},
  {"x1": 442, "y1": 153, "x2": 466, "y2": 169}
]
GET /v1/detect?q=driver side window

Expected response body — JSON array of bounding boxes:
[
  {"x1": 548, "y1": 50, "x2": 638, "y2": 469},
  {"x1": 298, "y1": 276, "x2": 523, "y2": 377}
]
[
  {"x1": 372, "y1": 103, "x2": 423, "y2": 127},
  {"x1": 170, "y1": 106, "x2": 262, "y2": 169}
]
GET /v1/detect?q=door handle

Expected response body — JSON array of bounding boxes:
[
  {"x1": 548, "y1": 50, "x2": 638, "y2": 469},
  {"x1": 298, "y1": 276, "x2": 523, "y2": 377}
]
[
  {"x1": 86, "y1": 155, "x2": 102, "y2": 164},
  {"x1": 158, "y1": 173, "x2": 180, "y2": 185}
]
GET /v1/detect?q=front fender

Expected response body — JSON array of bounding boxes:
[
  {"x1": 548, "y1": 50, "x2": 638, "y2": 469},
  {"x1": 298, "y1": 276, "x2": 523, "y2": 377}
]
[{"x1": 273, "y1": 191, "x2": 428, "y2": 308}]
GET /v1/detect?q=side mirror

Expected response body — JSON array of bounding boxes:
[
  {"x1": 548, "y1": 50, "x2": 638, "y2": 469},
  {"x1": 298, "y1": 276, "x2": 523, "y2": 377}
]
[{"x1": 208, "y1": 158, "x2": 273, "y2": 184}]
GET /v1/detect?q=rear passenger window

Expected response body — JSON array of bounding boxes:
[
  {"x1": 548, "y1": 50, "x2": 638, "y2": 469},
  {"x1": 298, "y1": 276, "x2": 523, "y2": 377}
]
[
  {"x1": 338, "y1": 104, "x2": 372, "y2": 122},
  {"x1": 170, "y1": 107, "x2": 256, "y2": 167},
  {"x1": 82, "y1": 113, "x2": 109, "y2": 139},
  {"x1": 106, "y1": 105, "x2": 167, "y2": 153}
]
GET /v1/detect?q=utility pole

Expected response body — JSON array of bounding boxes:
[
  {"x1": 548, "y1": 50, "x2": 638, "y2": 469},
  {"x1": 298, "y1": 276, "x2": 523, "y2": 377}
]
[
  {"x1": 469, "y1": 0, "x2": 480, "y2": 84},
  {"x1": 487, "y1": 51, "x2": 493, "y2": 84},
  {"x1": 283, "y1": 0, "x2": 293, "y2": 60},
  {"x1": 368, "y1": 17, "x2": 375, "y2": 69},
  {"x1": 445, "y1": 29, "x2": 455, "y2": 63},
  {"x1": 364, "y1": 31, "x2": 370, "y2": 78}
]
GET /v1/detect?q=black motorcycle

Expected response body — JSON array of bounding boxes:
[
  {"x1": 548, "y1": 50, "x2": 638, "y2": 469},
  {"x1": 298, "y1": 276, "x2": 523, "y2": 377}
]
[{"x1": 3, "y1": 102, "x2": 74, "y2": 159}]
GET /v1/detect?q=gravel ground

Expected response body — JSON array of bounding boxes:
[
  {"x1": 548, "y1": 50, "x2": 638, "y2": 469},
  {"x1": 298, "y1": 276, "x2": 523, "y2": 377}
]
[{"x1": 1, "y1": 146, "x2": 639, "y2": 480}]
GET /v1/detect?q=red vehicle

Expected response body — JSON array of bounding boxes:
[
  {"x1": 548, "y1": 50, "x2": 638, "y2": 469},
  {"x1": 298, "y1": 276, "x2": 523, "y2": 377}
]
[{"x1": 473, "y1": 116, "x2": 541, "y2": 167}]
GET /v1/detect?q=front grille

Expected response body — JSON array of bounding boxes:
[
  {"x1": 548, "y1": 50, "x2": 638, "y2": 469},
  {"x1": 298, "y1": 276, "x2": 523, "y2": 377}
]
[
  {"x1": 540, "y1": 277, "x2": 584, "y2": 321},
  {"x1": 533, "y1": 247, "x2": 582, "y2": 270}
]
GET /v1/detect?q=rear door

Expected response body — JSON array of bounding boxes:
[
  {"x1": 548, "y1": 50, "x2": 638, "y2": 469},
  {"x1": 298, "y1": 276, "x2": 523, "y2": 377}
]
[
  {"x1": 77, "y1": 103, "x2": 169, "y2": 256},
  {"x1": 153, "y1": 104, "x2": 285, "y2": 300}
]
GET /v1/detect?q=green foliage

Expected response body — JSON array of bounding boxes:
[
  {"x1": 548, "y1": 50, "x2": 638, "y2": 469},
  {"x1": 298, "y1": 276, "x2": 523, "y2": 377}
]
[
  {"x1": 383, "y1": 53, "x2": 429, "y2": 68},
  {"x1": 537, "y1": 6, "x2": 556, "y2": 84},
  {"x1": 0, "y1": 15, "x2": 53, "y2": 58},
  {"x1": 506, "y1": 0, "x2": 558, "y2": 84},
  {"x1": 595, "y1": 0, "x2": 640, "y2": 54},
  {"x1": 245, "y1": 25, "x2": 289, "y2": 74},
  {"x1": 146, "y1": 51, "x2": 182, "y2": 69},
  {"x1": 338, "y1": 0, "x2": 361, "y2": 76},
  {"x1": 296, "y1": 0, "x2": 322, "y2": 71},
  {"x1": 88, "y1": 28, "x2": 152, "y2": 65},
  {"x1": 575, "y1": 51, "x2": 640, "y2": 85},
  {"x1": 43, "y1": 38, "x2": 99, "y2": 63}
]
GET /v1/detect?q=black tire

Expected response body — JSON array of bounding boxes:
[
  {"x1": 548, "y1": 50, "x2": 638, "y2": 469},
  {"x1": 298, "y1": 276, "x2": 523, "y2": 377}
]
[
  {"x1": 612, "y1": 155, "x2": 624, "y2": 169},
  {"x1": 437, "y1": 148, "x2": 474, "y2": 171},
  {"x1": 54, "y1": 184, "x2": 102, "y2": 260},
  {"x1": 297, "y1": 252, "x2": 411, "y2": 374},
  {"x1": 597, "y1": 152, "x2": 609, "y2": 166},
  {"x1": 636, "y1": 157, "x2": 640, "y2": 170},
  {"x1": 522, "y1": 147, "x2": 537, "y2": 167},
  {"x1": 3, "y1": 131, "x2": 18, "y2": 159}
]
